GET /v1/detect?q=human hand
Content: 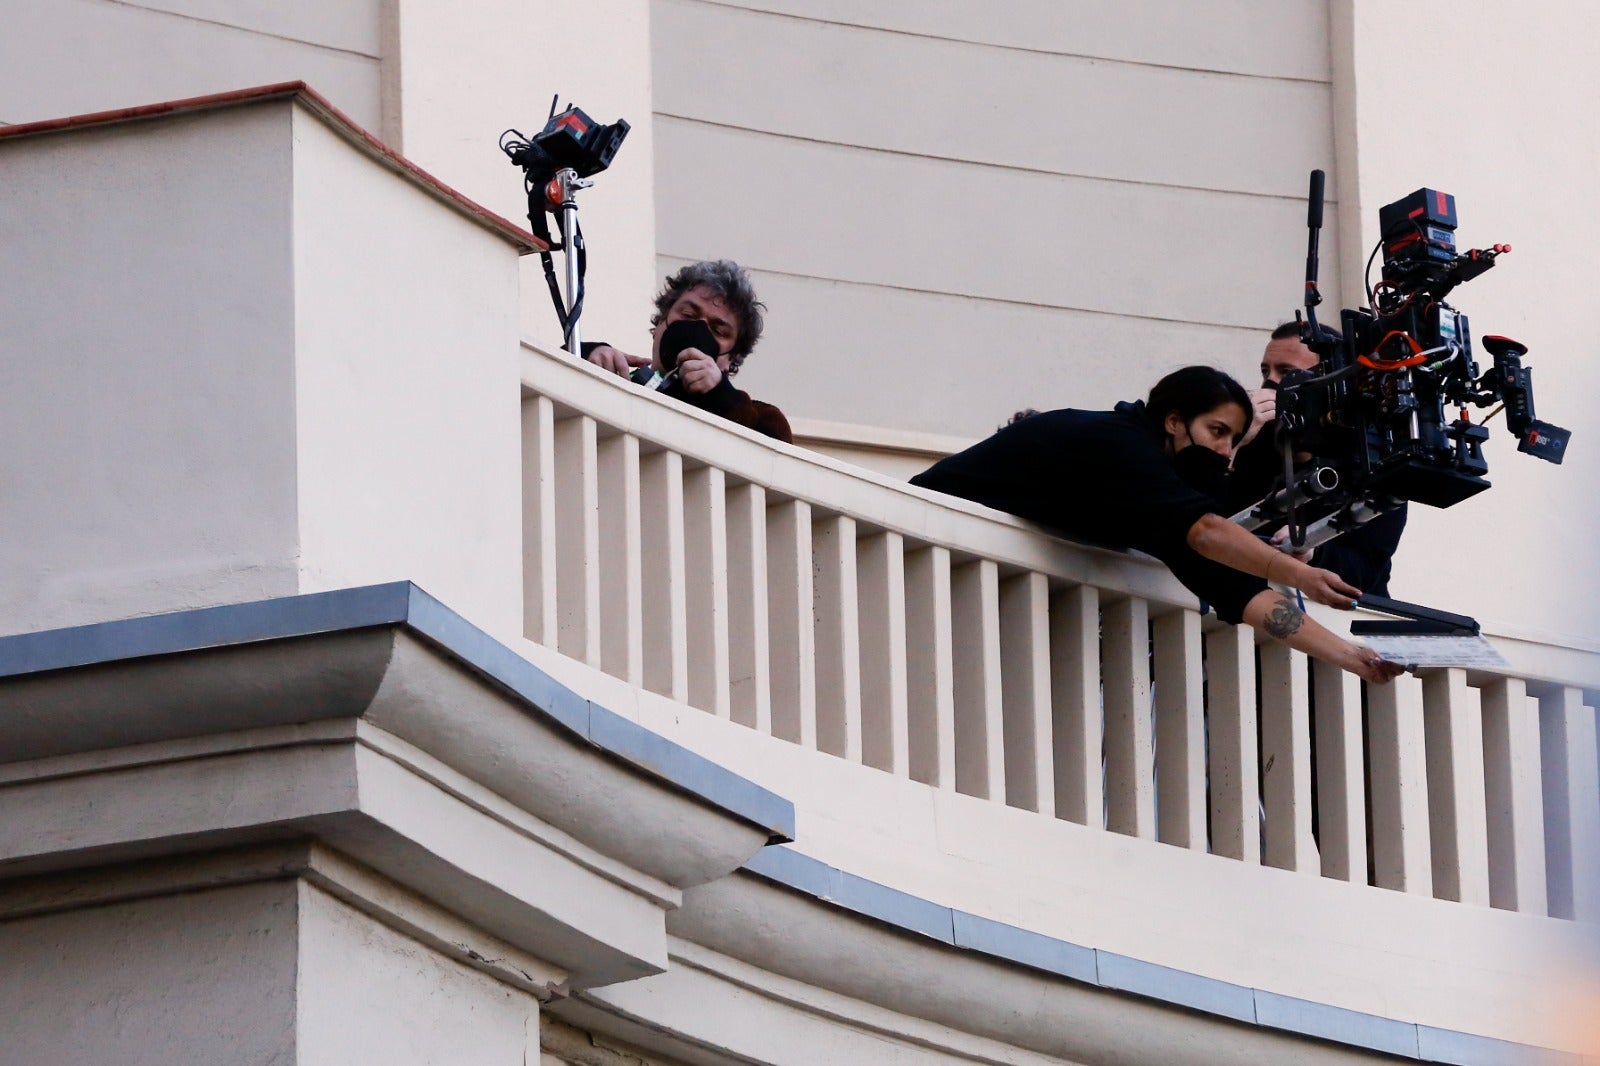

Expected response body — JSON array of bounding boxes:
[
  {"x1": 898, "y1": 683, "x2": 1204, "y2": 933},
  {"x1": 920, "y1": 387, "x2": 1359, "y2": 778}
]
[
  {"x1": 585, "y1": 344, "x2": 650, "y2": 378},
  {"x1": 1270, "y1": 528, "x2": 1315, "y2": 564},
  {"x1": 1237, "y1": 388, "x2": 1277, "y2": 448},
  {"x1": 1297, "y1": 565, "x2": 1361, "y2": 610},
  {"x1": 677, "y1": 348, "x2": 724, "y2": 394},
  {"x1": 1345, "y1": 643, "x2": 1405, "y2": 684}
]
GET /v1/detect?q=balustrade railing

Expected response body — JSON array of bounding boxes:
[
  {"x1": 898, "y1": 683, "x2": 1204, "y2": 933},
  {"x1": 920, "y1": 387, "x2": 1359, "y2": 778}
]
[{"x1": 520, "y1": 343, "x2": 1600, "y2": 922}]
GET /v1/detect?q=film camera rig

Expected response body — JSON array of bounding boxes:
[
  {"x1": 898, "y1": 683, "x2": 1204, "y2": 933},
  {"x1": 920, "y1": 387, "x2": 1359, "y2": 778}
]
[
  {"x1": 1232, "y1": 170, "x2": 1571, "y2": 572},
  {"x1": 500, "y1": 96, "x2": 630, "y2": 355}
]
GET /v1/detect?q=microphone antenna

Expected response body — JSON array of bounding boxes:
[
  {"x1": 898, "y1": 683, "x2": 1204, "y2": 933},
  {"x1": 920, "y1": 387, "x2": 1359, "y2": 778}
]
[{"x1": 1304, "y1": 169, "x2": 1326, "y2": 336}]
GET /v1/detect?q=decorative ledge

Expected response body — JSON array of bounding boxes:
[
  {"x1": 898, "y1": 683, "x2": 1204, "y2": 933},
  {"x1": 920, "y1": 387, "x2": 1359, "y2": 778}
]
[
  {"x1": 0, "y1": 582, "x2": 794, "y2": 846},
  {"x1": 742, "y1": 846, "x2": 1582, "y2": 1066}
]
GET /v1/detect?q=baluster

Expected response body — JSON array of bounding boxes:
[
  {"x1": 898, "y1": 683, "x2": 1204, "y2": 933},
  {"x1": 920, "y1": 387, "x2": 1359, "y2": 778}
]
[
  {"x1": 683, "y1": 466, "x2": 732, "y2": 717},
  {"x1": 999, "y1": 572, "x2": 1053, "y2": 815},
  {"x1": 1369, "y1": 673, "x2": 1432, "y2": 895},
  {"x1": 1313, "y1": 659, "x2": 1367, "y2": 884},
  {"x1": 1153, "y1": 609, "x2": 1205, "y2": 849},
  {"x1": 520, "y1": 395, "x2": 558, "y2": 645},
  {"x1": 554, "y1": 415, "x2": 601, "y2": 666},
  {"x1": 596, "y1": 432, "x2": 642, "y2": 684},
  {"x1": 858, "y1": 531, "x2": 909, "y2": 776},
  {"x1": 1051, "y1": 584, "x2": 1101, "y2": 826},
  {"x1": 951, "y1": 559, "x2": 1004, "y2": 800},
  {"x1": 725, "y1": 483, "x2": 772, "y2": 734},
  {"x1": 766, "y1": 499, "x2": 816, "y2": 747},
  {"x1": 813, "y1": 515, "x2": 863, "y2": 760},
  {"x1": 1260, "y1": 643, "x2": 1315, "y2": 872},
  {"x1": 1205, "y1": 623, "x2": 1259, "y2": 862},
  {"x1": 640, "y1": 449, "x2": 687, "y2": 702},
  {"x1": 1102, "y1": 597, "x2": 1153, "y2": 838},
  {"x1": 1422, "y1": 668, "x2": 1490, "y2": 905},
  {"x1": 1540, "y1": 686, "x2": 1600, "y2": 921},
  {"x1": 905, "y1": 545, "x2": 956, "y2": 789},
  {"x1": 1480, "y1": 677, "x2": 1546, "y2": 913}
]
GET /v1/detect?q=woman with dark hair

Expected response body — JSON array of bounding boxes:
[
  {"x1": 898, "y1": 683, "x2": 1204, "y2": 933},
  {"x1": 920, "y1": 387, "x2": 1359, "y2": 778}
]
[{"x1": 911, "y1": 366, "x2": 1401, "y2": 683}]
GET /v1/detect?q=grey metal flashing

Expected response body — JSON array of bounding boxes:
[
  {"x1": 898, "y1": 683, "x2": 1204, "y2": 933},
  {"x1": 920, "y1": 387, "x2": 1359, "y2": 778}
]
[
  {"x1": 587, "y1": 704, "x2": 792, "y2": 845},
  {"x1": 743, "y1": 841, "x2": 841, "y2": 901},
  {"x1": 1096, "y1": 950, "x2": 1256, "y2": 1024},
  {"x1": 0, "y1": 582, "x2": 413, "y2": 677},
  {"x1": 401, "y1": 584, "x2": 592, "y2": 738},
  {"x1": 1254, "y1": 990, "x2": 1419, "y2": 1059},
  {"x1": 953, "y1": 910, "x2": 1097, "y2": 984},
  {"x1": 829, "y1": 863, "x2": 954, "y2": 944},
  {"x1": 1417, "y1": 1026, "x2": 1587, "y2": 1066},
  {"x1": 741, "y1": 845, "x2": 1573, "y2": 1066},
  {"x1": 0, "y1": 584, "x2": 795, "y2": 844}
]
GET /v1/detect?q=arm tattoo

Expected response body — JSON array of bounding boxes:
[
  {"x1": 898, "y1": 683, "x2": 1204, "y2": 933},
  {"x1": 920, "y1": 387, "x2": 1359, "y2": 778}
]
[{"x1": 1263, "y1": 596, "x2": 1305, "y2": 639}]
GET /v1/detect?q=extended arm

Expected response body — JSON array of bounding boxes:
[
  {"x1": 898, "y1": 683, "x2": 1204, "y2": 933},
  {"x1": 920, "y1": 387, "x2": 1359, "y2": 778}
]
[
  {"x1": 1240, "y1": 589, "x2": 1403, "y2": 684},
  {"x1": 1186, "y1": 513, "x2": 1358, "y2": 609},
  {"x1": 1187, "y1": 513, "x2": 1401, "y2": 683}
]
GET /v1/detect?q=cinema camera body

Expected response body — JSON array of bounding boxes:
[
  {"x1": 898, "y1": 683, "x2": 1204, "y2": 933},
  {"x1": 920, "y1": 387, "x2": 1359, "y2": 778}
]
[{"x1": 1233, "y1": 170, "x2": 1572, "y2": 552}]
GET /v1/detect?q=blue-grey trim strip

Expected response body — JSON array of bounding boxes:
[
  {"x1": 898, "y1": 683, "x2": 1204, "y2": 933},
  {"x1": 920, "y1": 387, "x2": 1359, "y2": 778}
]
[
  {"x1": 953, "y1": 910, "x2": 1097, "y2": 985},
  {"x1": 0, "y1": 583, "x2": 795, "y2": 844},
  {"x1": 0, "y1": 583, "x2": 413, "y2": 677},
  {"x1": 1098, "y1": 950, "x2": 1255, "y2": 1024},
  {"x1": 1255, "y1": 989, "x2": 1418, "y2": 1059},
  {"x1": 1417, "y1": 1026, "x2": 1586, "y2": 1066},
  {"x1": 742, "y1": 846, "x2": 1572, "y2": 1066}
]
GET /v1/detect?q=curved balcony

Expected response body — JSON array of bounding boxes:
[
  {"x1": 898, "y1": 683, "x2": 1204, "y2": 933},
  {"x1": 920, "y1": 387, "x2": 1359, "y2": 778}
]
[
  {"x1": 4, "y1": 84, "x2": 1596, "y2": 1065},
  {"x1": 515, "y1": 341, "x2": 1600, "y2": 1061}
]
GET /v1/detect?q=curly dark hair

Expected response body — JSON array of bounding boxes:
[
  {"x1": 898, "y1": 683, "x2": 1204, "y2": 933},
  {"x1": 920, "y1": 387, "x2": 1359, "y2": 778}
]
[{"x1": 650, "y1": 260, "x2": 766, "y2": 374}]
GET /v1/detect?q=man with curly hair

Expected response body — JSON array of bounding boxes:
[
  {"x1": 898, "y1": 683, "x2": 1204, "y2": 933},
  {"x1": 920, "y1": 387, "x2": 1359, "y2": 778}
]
[{"x1": 581, "y1": 260, "x2": 792, "y2": 443}]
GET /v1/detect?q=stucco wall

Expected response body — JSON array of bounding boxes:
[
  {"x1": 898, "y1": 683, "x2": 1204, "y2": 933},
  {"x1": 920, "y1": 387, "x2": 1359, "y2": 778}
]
[
  {"x1": 0, "y1": 98, "x2": 529, "y2": 637},
  {"x1": 0, "y1": 881, "x2": 301, "y2": 1065},
  {"x1": 298, "y1": 881, "x2": 539, "y2": 1065},
  {"x1": 650, "y1": 0, "x2": 1343, "y2": 439},
  {"x1": 0, "y1": 0, "x2": 660, "y2": 372},
  {"x1": 290, "y1": 107, "x2": 525, "y2": 639},
  {"x1": 0, "y1": 0, "x2": 382, "y2": 129},
  {"x1": 0, "y1": 105, "x2": 303, "y2": 630}
]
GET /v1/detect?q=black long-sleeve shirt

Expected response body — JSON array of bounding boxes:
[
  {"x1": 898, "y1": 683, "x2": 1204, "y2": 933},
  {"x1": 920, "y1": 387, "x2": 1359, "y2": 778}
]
[{"x1": 910, "y1": 402, "x2": 1267, "y2": 623}]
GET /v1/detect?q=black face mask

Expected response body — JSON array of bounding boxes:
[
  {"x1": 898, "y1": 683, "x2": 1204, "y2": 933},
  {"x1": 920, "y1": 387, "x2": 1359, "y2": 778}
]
[
  {"x1": 1173, "y1": 441, "x2": 1232, "y2": 502},
  {"x1": 658, "y1": 318, "x2": 721, "y2": 373}
]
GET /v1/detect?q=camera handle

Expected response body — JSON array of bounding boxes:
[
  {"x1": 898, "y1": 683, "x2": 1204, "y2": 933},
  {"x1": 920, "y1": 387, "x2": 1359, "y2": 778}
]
[{"x1": 1302, "y1": 170, "x2": 1326, "y2": 335}]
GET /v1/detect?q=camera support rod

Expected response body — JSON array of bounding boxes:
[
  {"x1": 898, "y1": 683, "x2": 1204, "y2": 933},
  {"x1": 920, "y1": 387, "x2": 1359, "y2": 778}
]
[{"x1": 552, "y1": 167, "x2": 592, "y2": 355}]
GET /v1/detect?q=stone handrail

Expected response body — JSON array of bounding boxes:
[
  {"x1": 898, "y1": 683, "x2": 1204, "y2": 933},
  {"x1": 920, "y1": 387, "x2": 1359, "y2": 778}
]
[{"x1": 519, "y1": 342, "x2": 1600, "y2": 923}]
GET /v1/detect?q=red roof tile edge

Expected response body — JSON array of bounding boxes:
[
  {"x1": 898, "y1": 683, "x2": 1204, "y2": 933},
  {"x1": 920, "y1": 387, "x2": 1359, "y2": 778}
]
[{"x1": 0, "y1": 81, "x2": 546, "y2": 253}]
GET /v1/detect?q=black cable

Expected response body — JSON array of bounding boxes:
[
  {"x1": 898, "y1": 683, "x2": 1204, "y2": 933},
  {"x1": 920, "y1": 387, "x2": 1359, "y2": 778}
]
[{"x1": 1363, "y1": 235, "x2": 1384, "y2": 310}]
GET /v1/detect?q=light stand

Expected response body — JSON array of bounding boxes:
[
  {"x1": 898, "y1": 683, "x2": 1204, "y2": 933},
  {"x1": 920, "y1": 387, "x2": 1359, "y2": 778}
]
[{"x1": 551, "y1": 167, "x2": 593, "y2": 355}]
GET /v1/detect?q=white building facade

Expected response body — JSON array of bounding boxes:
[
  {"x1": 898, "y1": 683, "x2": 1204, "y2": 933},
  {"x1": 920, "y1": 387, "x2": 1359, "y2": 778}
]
[{"x1": 2, "y1": 3, "x2": 1598, "y2": 1064}]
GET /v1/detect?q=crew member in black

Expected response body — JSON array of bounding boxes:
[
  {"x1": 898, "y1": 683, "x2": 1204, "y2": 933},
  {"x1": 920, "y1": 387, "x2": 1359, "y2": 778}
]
[
  {"x1": 911, "y1": 366, "x2": 1402, "y2": 684},
  {"x1": 581, "y1": 259, "x2": 792, "y2": 443},
  {"x1": 1229, "y1": 322, "x2": 1406, "y2": 595}
]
